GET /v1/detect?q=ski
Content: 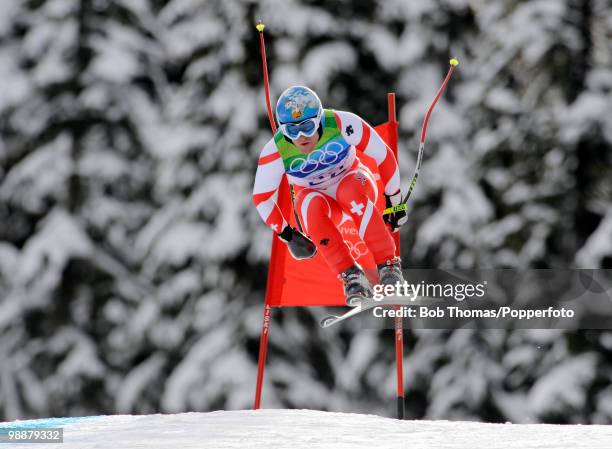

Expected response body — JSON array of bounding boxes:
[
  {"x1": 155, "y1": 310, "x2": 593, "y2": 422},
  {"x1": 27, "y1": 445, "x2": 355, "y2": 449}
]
[
  {"x1": 346, "y1": 294, "x2": 370, "y2": 307},
  {"x1": 320, "y1": 295, "x2": 405, "y2": 328}
]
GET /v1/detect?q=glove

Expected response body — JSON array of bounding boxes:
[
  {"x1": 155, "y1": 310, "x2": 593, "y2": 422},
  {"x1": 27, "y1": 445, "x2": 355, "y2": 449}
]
[
  {"x1": 278, "y1": 226, "x2": 317, "y2": 260},
  {"x1": 383, "y1": 190, "x2": 407, "y2": 232}
]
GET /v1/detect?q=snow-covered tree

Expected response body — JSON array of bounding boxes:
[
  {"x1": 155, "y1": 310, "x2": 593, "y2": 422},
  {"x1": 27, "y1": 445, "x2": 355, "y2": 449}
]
[{"x1": 0, "y1": 0, "x2": 610, "y2": 424}]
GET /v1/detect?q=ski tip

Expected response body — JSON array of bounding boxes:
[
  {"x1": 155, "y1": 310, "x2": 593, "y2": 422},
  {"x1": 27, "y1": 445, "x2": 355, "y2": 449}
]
[
  {"x1": 320, "y1": 316, "x2": 337, "y2": 328},
  {"x1": 450, "y1": 58, "x2": 459, "y2": 67},
  {"x1": 255, "y1": 22, "x2": 266, "y2": 32},
  {"x1": 347, "y1": 297, "x2": 362, "y2": 307}
]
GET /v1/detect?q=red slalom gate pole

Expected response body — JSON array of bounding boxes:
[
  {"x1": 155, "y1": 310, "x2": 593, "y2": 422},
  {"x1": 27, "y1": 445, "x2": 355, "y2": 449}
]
[
  {"x1": 385, "y1": 62, "x2": 459, "y2": 416},
  {"x1": 384, "y1": 62, "x2": 459, "y2": 416},
  {"x1": 253, "y1": 303, "x2": 272, "y2": 409},
  {"x1": 388, "y1": 93, "x2": 405, "y2": 420},
  {"x1": 253, "y1": 21, "x2": 275, "y2": 411},
  {"x1": 395, "y1": 313, "x2": 405, "y2": 419}
]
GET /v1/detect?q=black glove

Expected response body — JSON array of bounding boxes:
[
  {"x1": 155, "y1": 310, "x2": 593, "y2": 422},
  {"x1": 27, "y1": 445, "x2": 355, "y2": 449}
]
[
  {"x1": 278, "y1": 226, "x2": 317, "y2": 260},
  {"x1": 383, "y1": 191, "x2": 407, "y2": 232}
]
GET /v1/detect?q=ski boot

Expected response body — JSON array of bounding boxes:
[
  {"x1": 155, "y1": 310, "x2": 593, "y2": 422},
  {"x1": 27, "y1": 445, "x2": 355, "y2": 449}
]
[
  {"x1": 339, "y1": 264, "x2": 373, "y2": 307},
  {"x1": 377, "y1": 256, "x2": 404, "y2": 287}
]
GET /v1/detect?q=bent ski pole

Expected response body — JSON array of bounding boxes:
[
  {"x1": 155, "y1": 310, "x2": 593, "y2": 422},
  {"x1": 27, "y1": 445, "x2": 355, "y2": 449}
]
[
  {"x1": 255, "y1": 22, "x2": 305, "y2": 232},
  {"x1": 383, "y1": 58, "x2": 459, "y2": 216}
]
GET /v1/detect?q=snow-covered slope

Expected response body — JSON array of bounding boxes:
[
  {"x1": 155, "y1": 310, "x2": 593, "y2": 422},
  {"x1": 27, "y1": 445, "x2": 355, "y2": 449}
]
[{"x1": 2, "y1": 409, "x2": 612, "y2": 449}]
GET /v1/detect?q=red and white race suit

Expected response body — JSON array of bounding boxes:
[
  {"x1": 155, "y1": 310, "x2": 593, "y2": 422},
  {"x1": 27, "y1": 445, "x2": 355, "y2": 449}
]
[{"x1": 253, "y1": 110, "x2": 401, "y2": 275}]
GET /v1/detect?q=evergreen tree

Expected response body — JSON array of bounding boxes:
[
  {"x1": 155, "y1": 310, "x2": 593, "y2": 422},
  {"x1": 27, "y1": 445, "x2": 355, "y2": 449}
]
[{"x1": 0, "y1": 0, "x2": 610, "y2": 423}]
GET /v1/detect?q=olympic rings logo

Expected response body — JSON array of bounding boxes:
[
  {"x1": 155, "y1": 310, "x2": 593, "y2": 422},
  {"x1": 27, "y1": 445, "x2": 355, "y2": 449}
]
[
  {"x1": 289, "y1": 141, "x2": 346, "y2": 174},
  {"x1": 344, "y1": 239, "x2": 369, "y2": 260}
]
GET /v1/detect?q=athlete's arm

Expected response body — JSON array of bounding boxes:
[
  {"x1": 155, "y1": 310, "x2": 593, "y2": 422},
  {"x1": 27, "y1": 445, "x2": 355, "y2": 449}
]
[
  {"x1": 253, "y1": 139, "x2": 288, "y2": 233},
  {"x1": 334, "y1": 110, "x2": 400, "y2": 196}
]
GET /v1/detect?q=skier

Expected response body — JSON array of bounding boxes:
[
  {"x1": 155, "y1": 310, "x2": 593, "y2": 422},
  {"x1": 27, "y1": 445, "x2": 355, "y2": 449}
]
[{"x1": 253, "y1": 86, "x2": 407, "y2": 304}]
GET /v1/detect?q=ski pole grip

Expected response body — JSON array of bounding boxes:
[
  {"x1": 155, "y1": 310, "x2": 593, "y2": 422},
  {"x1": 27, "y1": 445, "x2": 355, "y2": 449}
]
[{"x1": 383, "y1": 204, "x2": 407, "y2": 216}]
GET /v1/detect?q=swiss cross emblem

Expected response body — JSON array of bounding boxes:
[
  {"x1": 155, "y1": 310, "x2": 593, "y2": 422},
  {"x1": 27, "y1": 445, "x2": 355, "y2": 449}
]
[
  {"x1": 349, "y1": 201, "x2": 365, "y2": 216},
  {"x1": 345, "y1": 125, "x2": 354, "y2": 136}
]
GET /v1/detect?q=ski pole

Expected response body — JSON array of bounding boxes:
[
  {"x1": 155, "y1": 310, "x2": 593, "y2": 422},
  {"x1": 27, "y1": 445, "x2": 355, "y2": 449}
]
[
  {"x1": 255, "y1": 22, "x2": 305, "y2": 232},
  {"x1": 383, "y1": 58, "x2": 459, "y2": 216}
]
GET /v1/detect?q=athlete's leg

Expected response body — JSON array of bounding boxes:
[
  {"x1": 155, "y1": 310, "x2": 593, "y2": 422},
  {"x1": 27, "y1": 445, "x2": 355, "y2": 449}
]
[
  {"x1": 295, "y1": 187, "x2": 354, "y2": 276},
  {"x1": 333, "y1": 167, "x2": 396, "y2": 265}
]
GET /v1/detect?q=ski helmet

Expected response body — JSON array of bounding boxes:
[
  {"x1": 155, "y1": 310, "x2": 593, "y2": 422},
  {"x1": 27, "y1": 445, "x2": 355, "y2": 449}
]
[{"x1": 275, "y1": 86, "x2": 324, "y2": 139}]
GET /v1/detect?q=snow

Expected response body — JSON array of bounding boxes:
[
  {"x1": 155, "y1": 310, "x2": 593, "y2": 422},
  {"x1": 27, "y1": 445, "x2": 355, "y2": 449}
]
[
  {"x1": 0, "y1": 46, "x2": 30, "y2": 109},
  {"x1": 0, "y1": 134, "x2": 73, "y2": 214},
  {"x1": 576, "y1": 210, "x2": 612, "y2": 267},
  {"x1": 378, "y1": 0, "x2": 438, "y2": 21},
  {"x1": 2, "y1": 409, "x2": 612, "y2": 449},
  {"x1": 88, "y1": 23, "x2": 144, "y2": 84},
  {"x1": 31, "y1": 19, "x2": 76, "y2": 85},
  {"x1": 162, "y1": 327, "x2": 237, "y2": 412},
  {"x1": 1, "y1": 0, "x2": 612, "y2": 427},
  {"x1": 503, "y1": 1, "x2": 567, "y2": 65},
  {"x1": 302, "y1": 42, "x2": 358, "y2": 90},
  {"x1": 149, "y1": 221, "x2": 208, "y2": 266},
  {"x1": 52, "y1": 329, "x2": 106, "y2": 379},
  {"x1": 257, "y1": 1, "x2": 338, "y2": 38},
  {"x1": 529, "y1": 354, "x2": 598, "y2": 419},
  {"x1": 485, "y1": 88, "x2": 522, "y2": 114},
  {"x1": 42, "y1": 0, "x2": 78, "y2": 18},
  {"x1": 337, "y1": 333, "x2": 379, "y2": 391},
  {"x1": 560, "y1": 93, "x2": 611, "y2": 144},
  {"x1": 16, "y1": 209, "x2": 92, "y2": 286},
  {"x1": 116, "y1": 354, "x2": 166, "y2": 413}
]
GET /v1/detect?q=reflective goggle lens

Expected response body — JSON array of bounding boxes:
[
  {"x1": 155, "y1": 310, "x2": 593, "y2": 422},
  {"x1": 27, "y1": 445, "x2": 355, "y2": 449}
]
[
  {"x1": 280, "y1": 110, "x2": 322, "y2": 139},
  {"x1": 284, "y1": 119, "x2": 317, "y2": 139}
]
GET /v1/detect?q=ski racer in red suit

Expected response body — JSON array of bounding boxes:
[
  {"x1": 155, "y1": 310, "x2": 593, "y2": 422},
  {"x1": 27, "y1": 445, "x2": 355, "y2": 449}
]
[{"x1": 253, "y1": 86, "x2": 407, "y2": 304}]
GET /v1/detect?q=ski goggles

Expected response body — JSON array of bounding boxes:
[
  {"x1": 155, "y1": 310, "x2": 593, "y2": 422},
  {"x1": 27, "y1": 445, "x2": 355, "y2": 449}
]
[{"x1": 279, "y1": 110, "x2": 322, "y2": 140}]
